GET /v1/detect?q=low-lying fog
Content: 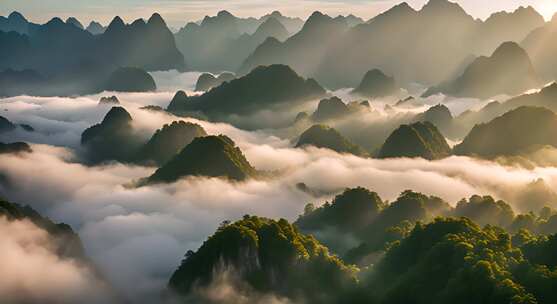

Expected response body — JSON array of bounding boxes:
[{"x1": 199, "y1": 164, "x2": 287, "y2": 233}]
[{"x1": 0, "y1": 71, "x2": 554, "y2": 303}]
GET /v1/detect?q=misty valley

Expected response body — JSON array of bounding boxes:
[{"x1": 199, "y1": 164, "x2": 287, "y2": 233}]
[{"x1": 2, "y1": 1, "x2": 557, "y2": 303}]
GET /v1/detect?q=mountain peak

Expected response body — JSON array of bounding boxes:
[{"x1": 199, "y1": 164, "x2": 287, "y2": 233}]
[
  {"x1": 101, "y1": 106, "x2": 132, "y2": 125},
  {"x1": 270, "y1": 11, "x2": 283, "y2": 18},
  {"x1": 8, "y1": 11, "x2": 26, "y2": 22},
  {"x1": 148, "y1": 13, "x2": 166, "y2": 27},
  {"x1": 492, "y1": 41, "x2": 528, "y2": 59},
  {"x1": 255, "y1": 17, "x2": 288, "y2": 37},
  {"x1": 107, "y1": 16, "x2": 126, "y2": 31},
  {"x1": 421, "y1": 0, "x2": 467, "y2": 15},
  {"x1": 45, "y1": 17, "x2": 65, "y2": 27},
  {"x1": 217, "y1": 10, "x2": 235, "y2": 18},
  {"x1": 66, "y1": 17, "x2": 84, "y2": 29}
]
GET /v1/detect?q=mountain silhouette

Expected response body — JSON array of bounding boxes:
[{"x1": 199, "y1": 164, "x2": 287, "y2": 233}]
[
  {"x1": 0, "y1": 12, "x2": 183, "y2": 96},
  {"x1": 86, "y1": 21, "x2": 106, "y2": 34},
  {"x1": 423, "y1": 41, "x2": 541, "y2": 98},
  {"x1": 105, "y1": 67, "x2": 156, "y2": 92},
  {"x1": 378, "y1": 121, "x2": 451, "y2": 159},
  {"x1": 522, "y1": 14, "x2": 557, "y2": 81},
  {"x1": 81, "y1": 107, "x2": 143, "y2": 163},
  {"x1": 242, "y1": 1, "x2": 546, "y2": 90},
  {"x1": 454, "y1": 106, "x2": 557, "y2": 158},
  {"x1": 352, "y1": 69, "x2": 398, "y2": 98},
  {"x1": 296, "y1": 124, "x2": 368, "y2": 156},
  {"x1": 175, "y1": 12, "x2": 291, "y2": 72},
  {"x1": 144, "y1": 135, "x2": 258, "y2": 184},
  {"x1": 135, "y1": 121, "x2": 207, "y2": 166},
  {"x1": 167, "y1": 64, "x2": 325, "y2": 122},
  {"x1": 194, "y1": 72, "x2": 235, "y2": 91}
]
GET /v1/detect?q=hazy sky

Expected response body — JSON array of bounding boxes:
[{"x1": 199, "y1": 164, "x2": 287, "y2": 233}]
[{"x1": 0, "y1": 0, "x2": 556, "y2": 29}]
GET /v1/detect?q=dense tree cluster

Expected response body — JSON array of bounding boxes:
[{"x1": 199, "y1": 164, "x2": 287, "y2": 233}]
[{"x1": 169, "y1": 215, "x2": 357, "y2": 303}]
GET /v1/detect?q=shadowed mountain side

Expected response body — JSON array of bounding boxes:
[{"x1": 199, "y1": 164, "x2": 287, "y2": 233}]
[
  {"x1": 135, "y1": 121, "x2": 207, "y2": 166},
  {"x1": 454, "y1": 106, "x2": 557, "y2": 158},
  {"x1": 167, "y1": 64, "x2": 326, "y2": 119},
  {"x1": 378, "y1": 121, "x2": 451, "y2": 160},
  {"x1": 352, "y1": 69, "x2": 398, "y2": 98},
  {"x1": 142, "y1": 135, "x2": 258, "y2": 185},
  {"x1": 0, "y1": 142, "x2": 32, "y2": 154},
  {"x1": 296, "y1": 124, "x2": 368, "y2": 156},
  {"x1": 0, "y1": 115, "x2": 16, "y2": 133},
  {"x1": 0, "y1": 198, "x2": 85, "y2": 260},
  {"x1": 105, "y1": 67, "x2": 156, "y2": 92},
  {"x1": 195, "y1": 72, "x2": 235, "y2": 91},
  {"x1": 0, "y1": 12, "x2": 183, "y2": 96},
  {"x1": 522, "y1": 15, "x2": 557, "y2": 81},
  {"x1": 168, "y1": 215, "x2": 357, "y2": 303},
  {"x1": 243, "y1": 2, "x2": 545, "y2": 89},
  {"x1": 240, "y1": 11, "x2": 350, "y2": 78},
  {"x1": 423, "y1": 42, "x2": 541, "y2": 98},
  {"x1": 453, "y1": 83, "x2": 557, "y2": 136},
  {"x1": 174, "y1": 12, "x2": 291, "y2": 72},
  {"x1": 81, "y1": 107, "x2": 143, "y2": 164}
]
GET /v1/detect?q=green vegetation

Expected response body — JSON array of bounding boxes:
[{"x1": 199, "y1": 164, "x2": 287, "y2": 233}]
[
  {"x1": 454, "y1": 106, "x2": 557, "y2": 158},
  {"x1": 0, "y1": 198, "x2": 85, "y2": 259},
  {"x1": 378, "y1": 121, "x2": 451, "y2": 160},
  {"x1": 135, "y1": 121, "x2": 207, "y2": 166},
  {"x1": 81, "y1": 106, "x2": 143, "y2": 163},
  {"x1": 169, "y1": 215, "x2": 357, "y2": 303},
  {"x1": 167, "y1": 64, "x2": 325, "y2": 116},
  {"x1": 169, "y1": 186, "x2": 557, "y2": 303},
  {"x1": 296, "y1": 124, "x2": 368, "y2": 156},
  {"x1": 144, "y1": 135, "x2": 258, "y2": 184}
]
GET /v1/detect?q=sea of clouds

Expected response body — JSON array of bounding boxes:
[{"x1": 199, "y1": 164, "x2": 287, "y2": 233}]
[{"x1": 0, "y1": 71, "x2": 555, "y2": 303}]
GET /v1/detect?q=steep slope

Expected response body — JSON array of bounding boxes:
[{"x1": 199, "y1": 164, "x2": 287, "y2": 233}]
[
  {"x1": 352, "y1": 69, "x2": 398, "y2": 98},
  {"x1": 135, "y1": 121, "x2": 207, "y2": 166},
  {"x1": 0, "y1": 198, "x2": 85, "y2": 259},
  {"x1": 174, "y1": 11, "x2": 291, "y2": 71},
  {"x1": 168, "y1": 216, "x2": 356, "y2": 303},
  {"x1": 194, "y1": 72, "x2": 235, "y2": 91},
  {"x1": 522, "y1": 14, "x2": 557, "y2": 81},
  {"x1": 454, "y1": 106, "x2": 557, "y2": 158},
  {"x1": 244, "y1": 1, "x2": 545, "y2": 89},
  {"x1": 0, "y1": 12, "x2": 183, "y2": 96},
  {"x1": 167, "y1": 64, "x2": 325, "y2": 117},
  {"x1": 296, "y1": 124, "x2": 368, "y2": 156},
  {"x1": 81, "y1": 107, "x2": 142, "y2": 163},
  {"x1": 378, "y1": 121, "x2": 451, "y2": 160},
  {"x1": 240, "y1": 11, "x2": 349, "y2": 77},
  {"x1": 144, "y1": 135, "x2": 258, "y2": 184},
  {"x1": 424, "y1": 42, "x2": 541, "y2": 98}
]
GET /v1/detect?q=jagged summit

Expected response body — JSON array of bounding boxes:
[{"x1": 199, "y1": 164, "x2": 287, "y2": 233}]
[
  {"x1": 107, "y1": 16, "x2": 126, "y2": 31},
  {"x1": 66, "y1": 17, "x2": 84, "y2": 29}
]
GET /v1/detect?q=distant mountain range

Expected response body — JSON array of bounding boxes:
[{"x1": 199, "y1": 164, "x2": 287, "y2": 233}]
[
  {"x1": 241, "y1": 1, "x2": 547, "y2": 90},
  {"x1": 423, "y1": 42, "x2": 541, "y2": 98},
  {"x1": 0, "y1": 2, "x2": 555, "y2": 98},
  {"x1": 0, "y1": 12, "x2": 183, "y2": 96}
]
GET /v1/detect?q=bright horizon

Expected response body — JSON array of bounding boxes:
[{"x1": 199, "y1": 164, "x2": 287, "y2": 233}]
[{"x1": 0, "y1": 0, "x2": 556, "y2": 30}]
